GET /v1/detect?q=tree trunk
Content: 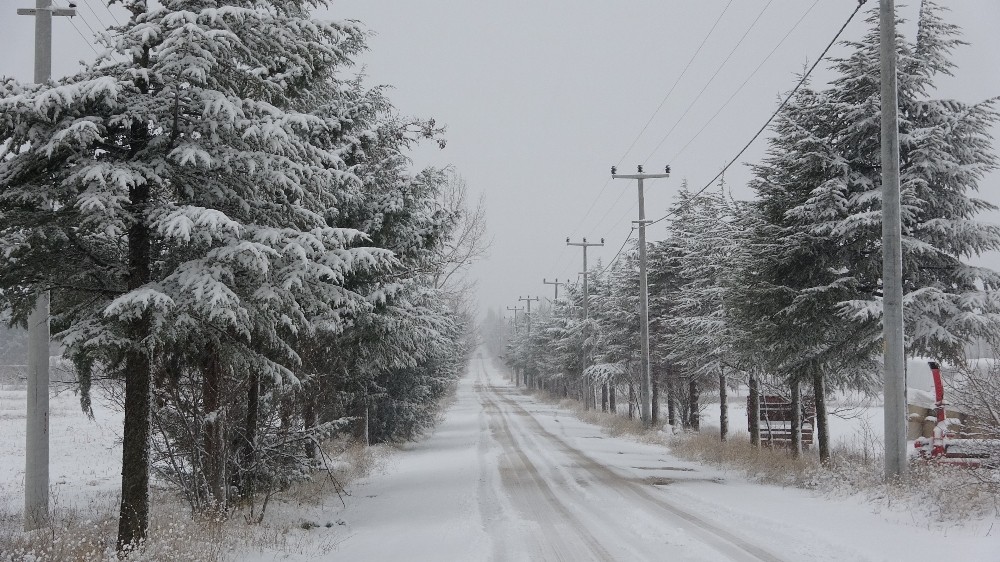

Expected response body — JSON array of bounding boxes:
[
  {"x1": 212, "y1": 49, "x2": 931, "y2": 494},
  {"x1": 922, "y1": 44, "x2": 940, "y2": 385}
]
[
  {"x1": 202, "y1": 352, "x2": 226, "y2": 510},
  {"x1": 748, "y1": 372, "x2": 760, "y2": 447},
  {"x1": 117, "y1": 172, "x2": 152, "y2": 551},
  {"x1": 719, "y1": 369, "x2": 728, "y2": 442},
  {"x1": 239, "y1": 369, "x2": 260, "y2": 499},
  {"x1": 601, "y1": 384, "x2": 608, "y2": 412},
  {"x1": 303, "y1": 390, "x2": 317, "y2": 459},
  {"x1": 813, "y1": 369, "x2": 830, "y2": 463},
  {"x1": 354, "y1": 389, "x2": 369, "y2": 446},
  {"x1": 628, "y1": 384, "x2": 635, "y2": 419},
  {"x1": 687, "y1": 378, "x2": 700, "y2": 431},
  {"x1": 666, "y1": 364, "x2": 677, "y2": 427},
  {"x1": 609, "y1": 384, "x2": 616, "y2": 415},
  {"x1": 790, "y1": 378, "x2": 802, "y2": 458},
  {"x1": 651, "y1": 373, "x2": 660, "y2": 426}
]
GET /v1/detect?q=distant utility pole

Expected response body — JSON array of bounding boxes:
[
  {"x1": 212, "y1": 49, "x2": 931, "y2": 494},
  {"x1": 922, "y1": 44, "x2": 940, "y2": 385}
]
[
  {"x1": 880, "y1": 0, "x2": 906, "y2": 481},
  {"x1": 612, "y1": 164, "x2": 670, "y2": 428},
  {"x1": 518, "y1": 296, "x2": 540, "y2": 388},
  {"x1": 565, "y1": 239, "x2": 604, "y2": 320},
  {"x1": 17, "y1": 0, "x2": 76, "y2": 532},
  {"x1": 518, "y1": 296, "x2": 540, "y2": 333},
  {"x1": 567, "y1": 237, "x2": 604, "y2": 410},
  {"x1": 543, "y1": 278, "x2": 565, "y2": 301},
  {"x1": 506, "y1": 306, "x2": 524, "y2": 385}
]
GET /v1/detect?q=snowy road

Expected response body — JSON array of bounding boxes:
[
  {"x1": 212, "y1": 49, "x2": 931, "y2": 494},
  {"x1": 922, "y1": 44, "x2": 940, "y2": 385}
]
[
  {"x1": 474, "y1": 361, "x2": 782, "y2": 562},
  {"x1": 311, "y1": 355, "x2": 1000, "y2": 562}
]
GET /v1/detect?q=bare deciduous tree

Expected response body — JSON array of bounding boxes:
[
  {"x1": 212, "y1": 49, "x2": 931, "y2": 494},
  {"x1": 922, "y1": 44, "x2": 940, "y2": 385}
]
[{"x1": 429, "y1": 172, "x2": 491, "y2": 299}]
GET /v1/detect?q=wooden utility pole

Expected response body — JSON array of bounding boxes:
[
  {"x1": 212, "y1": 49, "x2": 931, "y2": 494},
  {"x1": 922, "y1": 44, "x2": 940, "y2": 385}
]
[
  {"x1": 543, "y1": 278, "x2": 565, "y2": 301},
  {"x1": 567, "y1": 238, "x2": 604, "y2": 410},
  {"x1": 612, "y1": 165, "x2": 670, "y2": 427},
  {"x1": 880, "y1": 0, "x2": 907, "y2": 480},
  {"x1": 17, "y1": 0, "x2": 76, "y2": 532}
]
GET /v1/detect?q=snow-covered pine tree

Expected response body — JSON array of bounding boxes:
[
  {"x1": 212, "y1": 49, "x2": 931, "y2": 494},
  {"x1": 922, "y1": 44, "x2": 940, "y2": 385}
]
[
  {"x1": 812, "y1": 1, "x2": 1000, "y2": 362},
  {"x1": 0, "y1": 0, "x2": 394, "y2": 548},
  {"x1": 647, "y1": 236, "x2": 685, "y2": 428},
  {"x1": 589, "y1": 247, "x2": 642, "y2": 417},
  {"x1": 666, "y1": 183, "x2": 743, "y2": 440},
  {"x1": 736, "y1": 76, "x2": 879, "y2": 460}
]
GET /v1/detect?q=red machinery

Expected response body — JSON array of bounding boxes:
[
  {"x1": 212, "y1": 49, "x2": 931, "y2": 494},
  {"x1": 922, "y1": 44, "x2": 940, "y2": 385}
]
[{"x1": 913, "y1": 361, "x2": 992, "y2": 467}]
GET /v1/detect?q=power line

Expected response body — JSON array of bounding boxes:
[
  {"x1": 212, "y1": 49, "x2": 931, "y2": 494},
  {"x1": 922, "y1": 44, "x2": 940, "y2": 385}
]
[
  {"x1": 46, "y1": 0, "x2": 103, "y2": 58},
  {"x1": 65, "y1": 19, "x2": 102, "y2": 57},
  {"x1": 647, "y1": 0, "x2": 869, "y2": 229},
  {"x1": 80, "y1": 0, "x2": 110, "y2": 29},
  {"x1": 615, "y1": 0, "x2": 735, "y2": 167},
  {"x1": 642, "y1": 0, "x2": 775, "y2": 164},
  {"x1": 565, "y1": 0, "x2": 734, "y2": 240},
  {"x1": 597, "y1": 228, "x2": 636, "y2": 276},
  {"x1": 588, "y1": 186, "x2": 631, "y2": 235},
  {"x1": 669, "y1": 0, "x2": 820, "y2": 163},
  {"x1": 90, "y1": 0, "x2": 124, "y2": 26}
]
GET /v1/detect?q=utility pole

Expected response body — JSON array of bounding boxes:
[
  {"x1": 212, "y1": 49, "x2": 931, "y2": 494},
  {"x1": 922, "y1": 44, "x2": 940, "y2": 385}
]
[
  {"x1": 17, "y1": 0, "x2": 76, "y2": 532},
  {"x1": 543, "y1": 278, "x2": 565, "y2": 301},
  {"x1": 518, "y1": 296, "x2": 539, "y2": 388},
  {"x1": 566, "y1": 239, "x2": 604, "y2": 319},
  {"x1": 518, "y1": 296, "x2": 540, "y2": 331},
  {"x1": 567, "y1": 237, "x2": 604, "y2": 409},
  {"x1": 506, "y1": 306, "x2": 524, "y2": 385},
  {"x1": 612, "y1": 164, "x2": 670, "y2": 428},
  {"x1": 880, "y1": 0, "x2": 906, "y2": 480}
]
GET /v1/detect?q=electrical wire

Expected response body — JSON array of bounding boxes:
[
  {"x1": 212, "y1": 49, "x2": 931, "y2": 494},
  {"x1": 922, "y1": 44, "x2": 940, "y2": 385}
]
[
  {"x1": 563, "y1": 0, "x2": 735, "y2": 241},
  {"x1": 642, "y1": 0, "x2": 775, "y2": 164},
  {"x1": 646, "y1": 0, "x2": 869, "y2": 228},
  {"x1": 91, "y1": 0, "x2": 124, "y2": 26},
  {"x1": 581, "y1": 0, "x2": 867, "y2": 283},
  {"x1": 80, "y1": 0, "x2": 110, "y2": 29},
  {"x1": 64, "y1": 18, "x2": 102, "y2": 57},
  {"x1": 596, "y1": 228, "x2": 636, "y2": 276},
  {"x1": 669, "y1": 0, "x2": 820, "y2": 163},
  {"x1": 614, "y1": 0, "x2": 735, "y2": 168}
]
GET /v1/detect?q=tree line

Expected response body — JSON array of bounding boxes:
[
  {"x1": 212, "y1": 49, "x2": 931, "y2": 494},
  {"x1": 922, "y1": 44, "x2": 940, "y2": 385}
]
[
  {"x1": 0, "y1": 0, "x2": 483, "y2": 552},
  {"x1": 496, "y1": 1, "x2": 1000, "y2": 462}
]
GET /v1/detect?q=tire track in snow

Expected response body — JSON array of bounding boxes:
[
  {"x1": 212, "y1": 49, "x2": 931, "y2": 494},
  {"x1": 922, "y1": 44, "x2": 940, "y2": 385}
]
[
  {"x1": 476, "y1": 402, "x2": 510, "y2": 562},
  {"x1": 482, "y1": 369, "x2": 786, "y2": 562},
  {"x1": 476, "y1": 369, "x2": 615, "y2": 561}
]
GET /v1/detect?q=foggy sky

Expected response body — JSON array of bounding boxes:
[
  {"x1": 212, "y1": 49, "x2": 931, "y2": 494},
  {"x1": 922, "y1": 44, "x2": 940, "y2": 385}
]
[{"x1": 2, "y1": 0, "x2": 998, "y2": 318}]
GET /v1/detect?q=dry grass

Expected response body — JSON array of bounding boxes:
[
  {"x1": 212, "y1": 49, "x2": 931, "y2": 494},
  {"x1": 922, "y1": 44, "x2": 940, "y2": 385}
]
[
  {"x1": 0, "y1": 437, "x2": 393, "y2": 562},
  {"x1": 527, "y1": 386, "x2": 1000, "y2": 524},
  {"x1": 0, "y1": 492, "x2": 229, "y2": 562},
  {"x1": 671, "y1": 427, "x2": 1000, "y2": 523},
  {"x1": 530, "y1": 387, "x2": 656, "y2": 440},
  {"x1": 669, "y1": 429, "x2": 820, "y2": 487}
]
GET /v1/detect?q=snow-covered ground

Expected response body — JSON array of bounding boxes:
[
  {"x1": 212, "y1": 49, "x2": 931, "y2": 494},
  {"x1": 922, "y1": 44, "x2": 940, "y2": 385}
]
[
  {"x1": 0, "y1": 382, "x2": 122, "y2": 521},
  {"x1": 267, "y1": 355, "x2": 999, "y2": 561},
  {"x1": 698, "y1": 388, "x2": 886, "y2": 453},
  {"x1": 2, "y1": 359, "x2": 998, "y2": 561}
]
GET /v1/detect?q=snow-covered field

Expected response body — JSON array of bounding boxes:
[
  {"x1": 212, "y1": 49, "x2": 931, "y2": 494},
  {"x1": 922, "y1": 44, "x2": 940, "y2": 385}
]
[
  {"x1": 2, "y1": 359, "x2": 998, "y2": 561},
  {"x1": 0, "y1": 382, "x2": 122, "y2": 522}
]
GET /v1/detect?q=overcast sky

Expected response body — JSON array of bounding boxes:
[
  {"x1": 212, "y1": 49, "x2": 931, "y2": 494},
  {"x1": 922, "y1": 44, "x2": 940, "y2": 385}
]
[{"x1": 2, "y1": 0, "x2": 998, "y2": 318}]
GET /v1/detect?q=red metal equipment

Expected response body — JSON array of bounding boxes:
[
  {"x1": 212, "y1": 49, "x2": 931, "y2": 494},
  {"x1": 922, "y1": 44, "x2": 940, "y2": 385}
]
[{"x1": 913, "y1": 361, "x2": 992, "y2": 467}]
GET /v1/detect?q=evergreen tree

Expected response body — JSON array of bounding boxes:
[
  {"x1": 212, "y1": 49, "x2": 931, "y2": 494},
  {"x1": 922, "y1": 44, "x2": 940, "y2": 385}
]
[
  {"x1": 814, "y1": 2, "x2": 1000, "y2": 361},
  {"x1": 0, "y1": 0, "x2": 396, "y2": 547},
  {"x1": 666, "y1": 183, "x2": 743, "y2": 439}
]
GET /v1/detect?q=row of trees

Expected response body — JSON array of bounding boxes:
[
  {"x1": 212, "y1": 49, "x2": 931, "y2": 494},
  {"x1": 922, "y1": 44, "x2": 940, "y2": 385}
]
[
  {"x1": 0, "y1": 0, "x2": 482, "y2": 552},
  {"x1": 498, "y1": 1, "x2": 1000, "y2": 461}
]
